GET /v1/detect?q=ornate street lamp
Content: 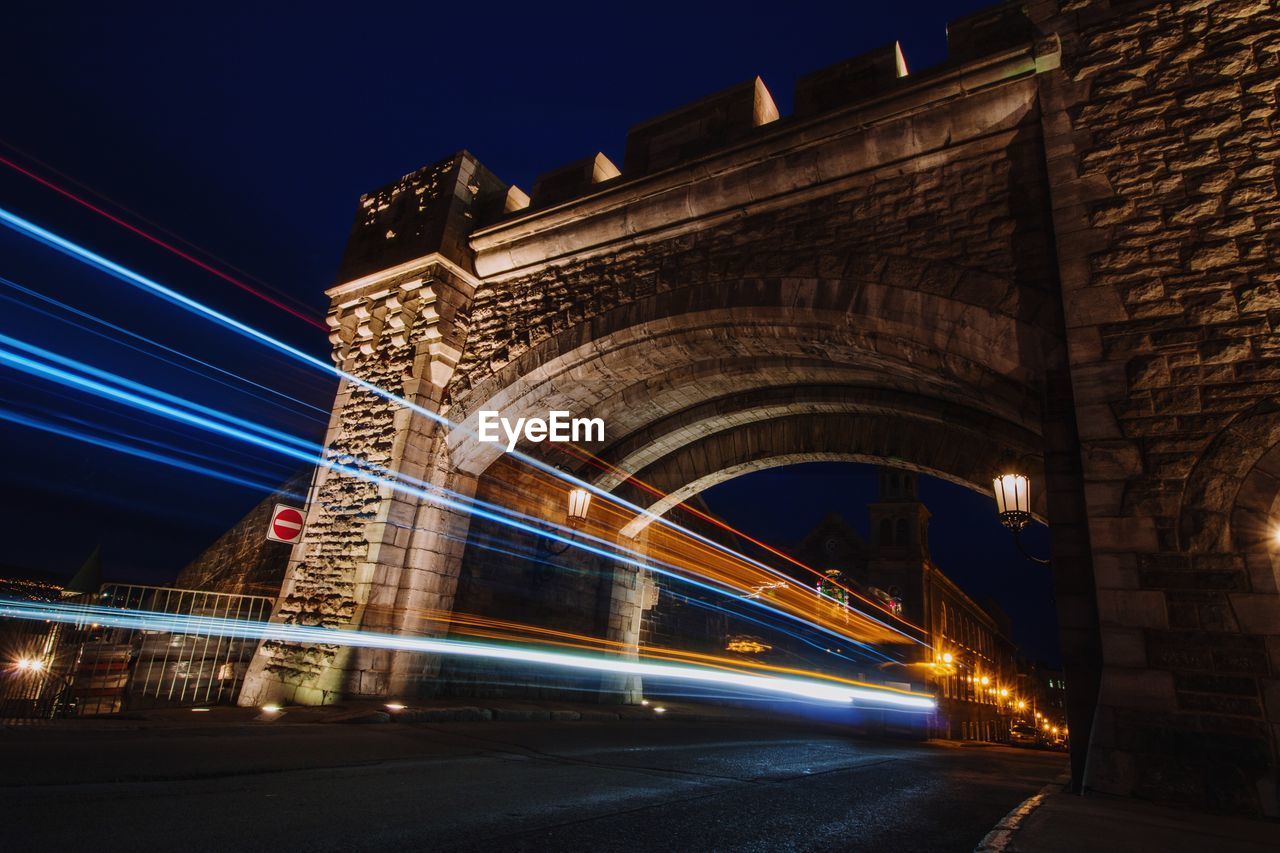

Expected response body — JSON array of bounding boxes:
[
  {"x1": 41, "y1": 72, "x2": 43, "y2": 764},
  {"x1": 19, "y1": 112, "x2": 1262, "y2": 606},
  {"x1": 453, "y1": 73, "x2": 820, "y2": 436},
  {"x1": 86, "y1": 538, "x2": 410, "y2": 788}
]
[
  {"x1": 543, "y1": 486, "x2": 592, "y2": 556},
  {"x1": 993, "y1": 471, "x2": 1050, "y2": 565},
  {"x1": 566, "y1": 487, "x2": 592, "y2": 527}
]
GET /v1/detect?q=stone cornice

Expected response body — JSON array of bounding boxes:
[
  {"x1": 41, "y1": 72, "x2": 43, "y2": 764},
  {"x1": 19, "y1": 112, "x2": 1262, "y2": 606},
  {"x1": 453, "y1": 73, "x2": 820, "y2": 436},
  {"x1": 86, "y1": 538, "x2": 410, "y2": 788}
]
[{"x1": 325, "y1": 251, "x2": 480, "y2": 301}]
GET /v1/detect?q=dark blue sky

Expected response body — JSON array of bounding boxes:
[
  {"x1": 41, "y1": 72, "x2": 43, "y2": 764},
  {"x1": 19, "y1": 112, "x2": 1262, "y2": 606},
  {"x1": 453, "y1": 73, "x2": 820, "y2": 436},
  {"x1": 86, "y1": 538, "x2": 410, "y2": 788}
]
[{"x1": 0, "y1": 1, "x2": 1058, "y2": 661}]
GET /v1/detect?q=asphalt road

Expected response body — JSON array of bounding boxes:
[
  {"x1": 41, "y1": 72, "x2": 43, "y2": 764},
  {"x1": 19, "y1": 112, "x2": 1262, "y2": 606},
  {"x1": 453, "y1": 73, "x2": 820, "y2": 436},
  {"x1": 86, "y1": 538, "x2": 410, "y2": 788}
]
[{"x1": 0, "y1": 718, "x2": 1066, "y2": 852}]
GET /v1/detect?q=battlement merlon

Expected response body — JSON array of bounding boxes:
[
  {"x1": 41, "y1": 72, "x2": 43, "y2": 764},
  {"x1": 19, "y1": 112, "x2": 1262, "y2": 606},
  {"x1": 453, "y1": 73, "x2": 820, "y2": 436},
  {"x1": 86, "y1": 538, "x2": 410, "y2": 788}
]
[{"x1": 326, "y1": 2, "x2": 1052, "y2": 290}]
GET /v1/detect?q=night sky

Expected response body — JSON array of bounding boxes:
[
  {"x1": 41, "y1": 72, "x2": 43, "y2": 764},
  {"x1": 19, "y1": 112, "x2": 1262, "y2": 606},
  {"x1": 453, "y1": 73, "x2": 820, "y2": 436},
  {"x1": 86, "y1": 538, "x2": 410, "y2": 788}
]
[{"x1": 1, "y1": 1, "x2": 1058, "y2": 663}]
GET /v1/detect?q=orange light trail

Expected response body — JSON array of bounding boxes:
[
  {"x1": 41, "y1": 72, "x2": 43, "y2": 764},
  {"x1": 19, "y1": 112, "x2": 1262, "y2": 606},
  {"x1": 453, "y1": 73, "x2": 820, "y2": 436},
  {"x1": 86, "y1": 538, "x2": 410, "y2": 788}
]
[{"x1": 556, "y1": 442, "x2": 918, "y2": 632}]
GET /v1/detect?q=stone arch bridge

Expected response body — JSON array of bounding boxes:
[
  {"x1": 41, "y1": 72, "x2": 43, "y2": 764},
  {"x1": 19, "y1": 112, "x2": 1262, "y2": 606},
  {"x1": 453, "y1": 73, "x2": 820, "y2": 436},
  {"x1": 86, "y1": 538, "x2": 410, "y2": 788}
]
[{"x1": 234, "y1": 1, "x2": 1280, "y2": 816}]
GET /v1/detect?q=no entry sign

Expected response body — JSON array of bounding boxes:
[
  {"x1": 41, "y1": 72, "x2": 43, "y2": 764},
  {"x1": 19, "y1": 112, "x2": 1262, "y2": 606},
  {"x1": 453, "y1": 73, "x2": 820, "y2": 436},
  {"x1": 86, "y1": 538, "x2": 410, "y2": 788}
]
[{"x1": 267, "y1": 504, "x2": 305, "y2": 543}]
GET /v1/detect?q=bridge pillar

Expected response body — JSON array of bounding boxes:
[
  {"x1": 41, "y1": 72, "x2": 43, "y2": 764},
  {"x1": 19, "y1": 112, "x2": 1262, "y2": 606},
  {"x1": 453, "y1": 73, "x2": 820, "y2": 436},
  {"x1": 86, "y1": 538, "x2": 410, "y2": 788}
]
[
  {"x1": 240, "y1": 153, "x2": 501, "y2": 707},
  {"x1": 599, "y1": 548, "x2": 658, "y2": 704}
]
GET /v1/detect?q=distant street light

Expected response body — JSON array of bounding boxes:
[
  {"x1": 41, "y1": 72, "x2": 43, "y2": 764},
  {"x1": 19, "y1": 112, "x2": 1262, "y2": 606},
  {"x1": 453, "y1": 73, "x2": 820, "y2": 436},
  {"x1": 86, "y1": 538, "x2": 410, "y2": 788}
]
[
  {"x1": 14, "y1": 657, "x2": 46, "y2": 673},
  {"x1": 993, "y1": 471, "x2": 1050, "y2": 565}
]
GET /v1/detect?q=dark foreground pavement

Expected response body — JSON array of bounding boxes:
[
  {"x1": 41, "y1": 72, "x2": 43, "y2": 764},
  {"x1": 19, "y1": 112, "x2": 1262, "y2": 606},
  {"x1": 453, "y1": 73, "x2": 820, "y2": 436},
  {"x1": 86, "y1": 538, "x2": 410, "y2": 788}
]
[{"x1": 0, "y1": 716, "x2": 1065, "y2": 852}]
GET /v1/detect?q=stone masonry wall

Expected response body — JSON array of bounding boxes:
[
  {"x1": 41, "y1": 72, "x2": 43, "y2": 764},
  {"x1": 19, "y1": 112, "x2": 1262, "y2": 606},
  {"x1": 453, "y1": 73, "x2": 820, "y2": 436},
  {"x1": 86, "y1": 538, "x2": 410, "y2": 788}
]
[
  {"x1": 1034, "y1": 0, "x2": 1280, "y2": 815},
  {"x1": 449, "y1": 127, "x2": 1059, "y2": 407},
  {"x1": 254, "y1": 322, "x2": 423, "y2": 686},
  {"x1": 174, "y1": 469, "x2": 314, "y2": 596}
]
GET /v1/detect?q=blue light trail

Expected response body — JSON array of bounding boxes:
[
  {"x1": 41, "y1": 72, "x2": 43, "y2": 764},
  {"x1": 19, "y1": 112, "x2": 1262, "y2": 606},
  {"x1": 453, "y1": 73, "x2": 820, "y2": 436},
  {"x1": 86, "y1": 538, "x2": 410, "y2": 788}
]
[
  {"x1": 0, "y1": 206, "x2": 925, "y2": 648},
  {"x1": 0, "y1": 275, "x2": 331, "y2": 420},
  {"x1": 0, "y1": 333, "x2": 906, "y2": 661},
  {"x1": 0, "y1": 407, "x2": 304, "y2": 497}
]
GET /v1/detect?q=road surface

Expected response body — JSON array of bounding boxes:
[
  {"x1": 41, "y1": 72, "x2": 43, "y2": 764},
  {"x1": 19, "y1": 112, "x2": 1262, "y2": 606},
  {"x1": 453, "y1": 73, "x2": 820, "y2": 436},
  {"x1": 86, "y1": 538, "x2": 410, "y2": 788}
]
[{"x1": 0, "y1": 717, "x2": 1066, "y2": 851}]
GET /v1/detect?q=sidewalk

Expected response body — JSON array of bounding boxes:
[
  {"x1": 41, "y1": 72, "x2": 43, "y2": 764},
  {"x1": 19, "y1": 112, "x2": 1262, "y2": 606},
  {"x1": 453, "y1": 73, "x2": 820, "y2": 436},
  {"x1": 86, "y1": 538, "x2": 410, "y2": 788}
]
[{"x1": 977, "y1": 782, "x2": 1277, "y2": 852}]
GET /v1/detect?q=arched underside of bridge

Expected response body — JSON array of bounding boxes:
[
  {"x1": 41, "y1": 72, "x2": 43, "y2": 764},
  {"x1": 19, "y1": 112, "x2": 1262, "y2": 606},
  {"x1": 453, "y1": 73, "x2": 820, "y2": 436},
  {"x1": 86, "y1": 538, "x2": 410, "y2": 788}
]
[
  {"x1": 610, "y1": 408, "x2": 1047, "y2": 539},
  {"x1": 442, "y1": 267, "x2": 1065, "y2": 700},
  {"x1": 448, "y1": 271, "x2": 1060, "y2": 481}
]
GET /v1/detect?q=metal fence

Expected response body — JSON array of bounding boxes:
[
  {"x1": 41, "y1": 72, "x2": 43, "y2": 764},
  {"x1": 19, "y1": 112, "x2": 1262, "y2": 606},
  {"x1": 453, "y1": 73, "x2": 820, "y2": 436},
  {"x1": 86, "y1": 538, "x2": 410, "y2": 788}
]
[{"x1": 1, "y1": 583, "x2": 273, "y2": 720}]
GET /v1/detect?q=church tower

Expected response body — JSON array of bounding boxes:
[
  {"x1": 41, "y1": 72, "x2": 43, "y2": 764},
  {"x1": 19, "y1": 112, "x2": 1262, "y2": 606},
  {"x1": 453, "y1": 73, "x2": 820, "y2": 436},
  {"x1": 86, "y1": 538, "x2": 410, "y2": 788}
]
[{"x1": 866, "y1": 467, "x2": 931, "y2": 623}]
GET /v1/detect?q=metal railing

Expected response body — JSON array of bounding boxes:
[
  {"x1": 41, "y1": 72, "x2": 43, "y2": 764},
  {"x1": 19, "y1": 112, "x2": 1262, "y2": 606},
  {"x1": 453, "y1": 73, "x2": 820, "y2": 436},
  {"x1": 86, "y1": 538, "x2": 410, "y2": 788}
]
[{"x1": 1, "y1": 583, "x2": 273, "y2": 720}]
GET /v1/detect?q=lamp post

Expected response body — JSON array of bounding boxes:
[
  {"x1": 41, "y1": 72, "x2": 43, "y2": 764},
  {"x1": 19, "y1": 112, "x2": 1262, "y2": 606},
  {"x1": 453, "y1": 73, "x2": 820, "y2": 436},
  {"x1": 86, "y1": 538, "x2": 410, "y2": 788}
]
[{"x1": 993, "y1": 472, "x2": 1050, "y2": 565}]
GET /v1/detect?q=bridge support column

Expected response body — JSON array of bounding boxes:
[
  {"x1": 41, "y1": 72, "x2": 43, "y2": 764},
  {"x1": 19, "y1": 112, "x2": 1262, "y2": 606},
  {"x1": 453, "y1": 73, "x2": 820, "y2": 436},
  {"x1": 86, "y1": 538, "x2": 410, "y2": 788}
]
[
  {"x1": 599, "y1": 536, "x2": 658, "y2": 704},
  {"x1": 240, "y1": 249, "x2": 478, "y2": 707}
]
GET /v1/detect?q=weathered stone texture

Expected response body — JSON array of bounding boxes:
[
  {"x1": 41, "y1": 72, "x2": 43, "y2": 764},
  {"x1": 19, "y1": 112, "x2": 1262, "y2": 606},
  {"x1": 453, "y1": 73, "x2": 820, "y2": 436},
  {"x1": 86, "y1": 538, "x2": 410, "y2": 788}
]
[
  {"x1": 231, "y1": 0, "x2": 1279, "y2": 816},
  {"x1": 1036, "y1": 0, "x2": 1280, "y2": 815},
  {"x1": 174, "y1": 469, "x2": 314, "y2": 596},
  {"x1": 449, "y1": 134, "x2": 1057, "y2": 407}
]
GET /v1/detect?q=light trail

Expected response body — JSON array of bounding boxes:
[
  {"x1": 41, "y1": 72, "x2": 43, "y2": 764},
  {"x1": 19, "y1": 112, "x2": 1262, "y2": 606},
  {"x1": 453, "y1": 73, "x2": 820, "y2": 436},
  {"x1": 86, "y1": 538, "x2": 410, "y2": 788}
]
[
  {"x1": 0, "y1": 275, "x2": 331, "y2": 419},
  {"x1": 0, "y1": 336, "x2": 909, "y2": 655},
  {"x1": 559, "y1": 442, "x2": 907, "y2": 625},
  {"x1": 0, "y1": 152, "x2": 327, "y2": 330},
  {"x1": 0, "y1": 141, "x2": 301, "y2": 310},
  {"x1": 0, "y1": 406, "x2": 303, "y2": 497},
  {"x1": 0, "y1": 333, "x2": 321, "y2": 456},
  {"x1": 0, "y1": 597, "x2": 935, "y2": 711},
  {"x1": 442, "y1": 527, "x2": 895, "y2": 664},
  {"x1": 411, "y1": 607, "x2": 914, "y2": 693},
  {"x1": 0, "y1": 207, "x2": 925, "y2": 649},
  {"x1": 2, "y1": 394, "x2": 299, "y2": 485},
  {"x1": 0, "y1": 325, "x2": 916, "y2": 652}
]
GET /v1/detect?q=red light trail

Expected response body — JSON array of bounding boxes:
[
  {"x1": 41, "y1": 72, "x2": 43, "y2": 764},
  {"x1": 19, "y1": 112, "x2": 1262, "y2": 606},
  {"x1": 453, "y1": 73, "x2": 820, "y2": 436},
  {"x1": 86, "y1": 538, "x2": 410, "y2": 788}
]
[{"x1": 0, "y1": 151, "x2": 328, "y2": 331}]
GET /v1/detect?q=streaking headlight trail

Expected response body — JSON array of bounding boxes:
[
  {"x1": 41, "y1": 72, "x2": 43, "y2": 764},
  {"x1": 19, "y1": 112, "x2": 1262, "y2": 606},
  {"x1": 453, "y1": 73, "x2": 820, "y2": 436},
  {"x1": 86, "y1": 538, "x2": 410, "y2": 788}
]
[
  {"x1": 0, "y1": 206, "x2": 924, "y2": 645},
  {"x1": 0, "y1": 598, "x2": 936, "y2": 711}
]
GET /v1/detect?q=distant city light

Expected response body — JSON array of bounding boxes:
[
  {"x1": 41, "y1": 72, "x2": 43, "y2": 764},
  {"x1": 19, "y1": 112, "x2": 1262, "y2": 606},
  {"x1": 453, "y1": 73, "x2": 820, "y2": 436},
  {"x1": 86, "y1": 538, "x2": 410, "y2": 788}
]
[
  {"x1": 385, "y1": 703, "x2": 407, "y2": 711},
  {"x1": 261, "y1": 704, "x2": 282, "y2": 714},
  {"x1": 653, "y1": 707, "x2": 667, "y2": 714}
]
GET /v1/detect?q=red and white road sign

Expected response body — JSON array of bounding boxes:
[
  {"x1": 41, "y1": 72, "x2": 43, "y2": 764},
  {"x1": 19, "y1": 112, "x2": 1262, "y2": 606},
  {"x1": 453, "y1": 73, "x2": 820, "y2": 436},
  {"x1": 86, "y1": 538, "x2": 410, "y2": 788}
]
[{"x1": 267, "y1": 504, "x2": 305, "y2": 543}]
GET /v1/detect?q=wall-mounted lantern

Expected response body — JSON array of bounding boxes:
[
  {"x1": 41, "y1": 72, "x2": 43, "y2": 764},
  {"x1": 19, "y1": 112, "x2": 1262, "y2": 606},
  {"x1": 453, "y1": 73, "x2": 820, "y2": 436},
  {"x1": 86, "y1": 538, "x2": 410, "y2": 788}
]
[
  {"x1": 542, "y1": 486, "x2": 593, "y2": 557},
  {"x1": 993, "y1": 471, "x2": 1050, "y2": 565}
]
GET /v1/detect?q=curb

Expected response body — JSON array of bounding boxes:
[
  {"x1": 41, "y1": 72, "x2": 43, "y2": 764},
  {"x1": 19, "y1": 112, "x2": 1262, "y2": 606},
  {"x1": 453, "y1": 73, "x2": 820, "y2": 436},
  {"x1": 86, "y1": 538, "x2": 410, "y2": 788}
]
[{"x1": 974, "y1": 775, "x2": 1069, "y2": 852}]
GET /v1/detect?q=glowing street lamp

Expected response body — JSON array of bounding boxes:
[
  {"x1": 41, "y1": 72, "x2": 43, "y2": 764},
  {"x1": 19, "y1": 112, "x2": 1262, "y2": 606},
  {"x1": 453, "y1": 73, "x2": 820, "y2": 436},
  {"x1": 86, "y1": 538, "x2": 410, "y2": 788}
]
[
  {"x1": 994, "y1": 474, "x2": 1031, "y2": 531},
  {"x1": 993, "y1": 471, "x2": 1050, "y2": 565},
  {"x1": 543, "y1": 485, "x2": 593, "y2": 556},
  {"x1": 14, "y1": 657, "x2": 46, "y2": 673},
  {"x1": 566, "y1": 487, "x2": 591, "y2": 528}
]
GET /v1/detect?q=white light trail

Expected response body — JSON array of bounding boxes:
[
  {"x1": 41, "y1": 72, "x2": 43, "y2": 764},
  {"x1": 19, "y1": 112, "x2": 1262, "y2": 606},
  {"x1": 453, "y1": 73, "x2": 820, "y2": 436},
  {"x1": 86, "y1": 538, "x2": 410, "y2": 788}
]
[
  {"x1": 0, "y1": 599, "x2": 936, "y2": 711},
  {"x1": 0, "y1": 207, "x2": 925, "y2": 647}
]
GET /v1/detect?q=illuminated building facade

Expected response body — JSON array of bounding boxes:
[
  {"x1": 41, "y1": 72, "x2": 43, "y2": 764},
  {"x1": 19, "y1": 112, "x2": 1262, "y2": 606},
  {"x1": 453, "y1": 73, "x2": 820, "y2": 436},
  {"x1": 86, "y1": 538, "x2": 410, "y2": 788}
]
[{"x1": 795, "y1": 468, "x2": 1019, "y2": 741}]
